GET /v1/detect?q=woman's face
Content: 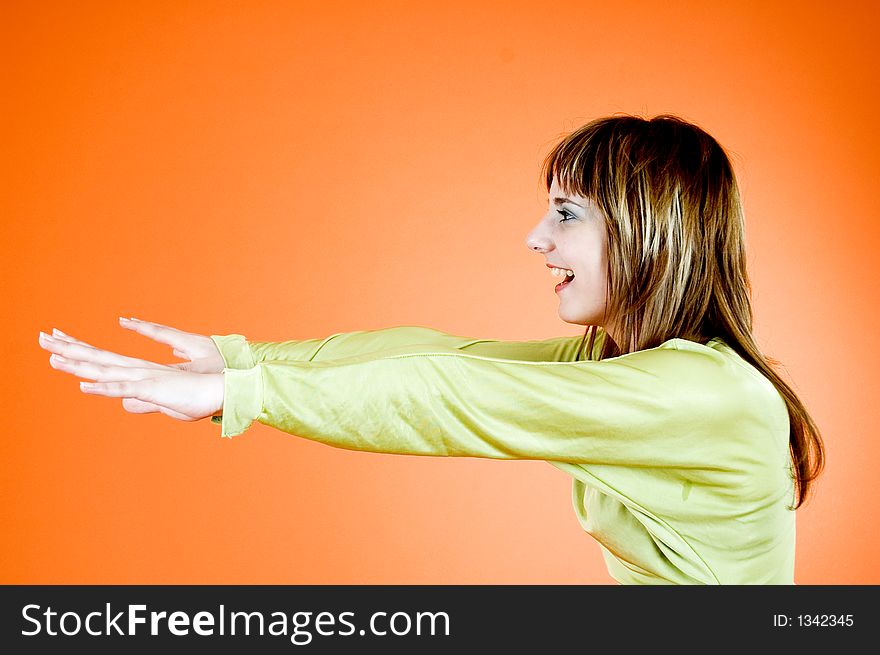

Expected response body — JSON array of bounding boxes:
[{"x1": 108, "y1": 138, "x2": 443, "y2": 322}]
[{"x1": 525, "y1": 177, "x2": 611, "y2": 329}]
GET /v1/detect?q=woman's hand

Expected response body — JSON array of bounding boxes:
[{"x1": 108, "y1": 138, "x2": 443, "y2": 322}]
[
  {"x1": 75, "y1": 366, "x2": 225, "y2": 422},
  {"x1": 39, "y1": 322, "x2": 226, "y2": 422}
]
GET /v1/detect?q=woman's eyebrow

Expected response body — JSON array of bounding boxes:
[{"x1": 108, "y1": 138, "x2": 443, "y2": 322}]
[{"x1": 553, "y1": 196, "x2": 584, "y2": 208}]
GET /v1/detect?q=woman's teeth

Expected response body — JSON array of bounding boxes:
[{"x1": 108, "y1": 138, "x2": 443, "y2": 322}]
[{"x1": 551, "y1": 267, "x2": 575, "y2": 279}]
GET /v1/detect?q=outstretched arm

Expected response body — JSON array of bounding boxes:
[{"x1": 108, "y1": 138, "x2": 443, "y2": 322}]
[
  {"x1": 214, "y1": 339, "x2": 739, "y2": 471},
  {"x1": 210, "y1": 326, "x2": 603, "y2": 432},
  {"x1": 38, "y1": 321, "x2": 761, "y2": 475},
  {"x1": 38, "y1": 319, "x2": 603, "y2": 420},
  {"x1": 211, "y1": 325, "x2": 603, "y2": 368}
]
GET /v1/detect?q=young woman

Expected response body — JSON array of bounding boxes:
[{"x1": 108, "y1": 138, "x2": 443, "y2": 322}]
[{"x1": 39, "y1": 114, "x2": 824, "y2": 584}]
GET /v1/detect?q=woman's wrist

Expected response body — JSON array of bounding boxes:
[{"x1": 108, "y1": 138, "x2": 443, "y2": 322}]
[{"x1": 210, "y1": 372, "x2": 225, "y2": 417}]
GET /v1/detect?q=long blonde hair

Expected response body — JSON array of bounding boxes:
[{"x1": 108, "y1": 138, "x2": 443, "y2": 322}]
[{"x1": 540, "y1": 113, "x2": 824, "y2": 510}]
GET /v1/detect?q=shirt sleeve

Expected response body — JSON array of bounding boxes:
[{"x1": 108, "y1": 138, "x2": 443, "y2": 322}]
[
  {"x1": 209, "y1": 325, "x2": 601, "y2": 369},
  {"x1": 209, "y1": 326, "x2": 602, "y2": 428},
  {"x1": 212, "y1": 338, "x2": 749, "y2": 472}
]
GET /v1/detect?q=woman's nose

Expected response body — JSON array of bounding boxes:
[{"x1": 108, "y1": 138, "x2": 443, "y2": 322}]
[{"x1": 525, "y1": 232, "x2": 551, "y2": 253}]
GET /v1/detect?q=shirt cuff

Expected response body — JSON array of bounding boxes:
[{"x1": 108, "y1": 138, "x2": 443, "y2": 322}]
[
  {"x1": 216, "y1": 366, "x2": 264, "y2": 438},
  {"x1": 210, "y1": 334, "x2": 256, "y2": 370}
]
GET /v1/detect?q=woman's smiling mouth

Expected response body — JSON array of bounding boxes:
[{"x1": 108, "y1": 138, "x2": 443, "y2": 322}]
[{"x1": 551, "y1": 266, "x2": 575, "y2": 292}]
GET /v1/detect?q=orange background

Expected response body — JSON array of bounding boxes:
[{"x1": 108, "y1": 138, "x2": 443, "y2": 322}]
[{"x1": 3, "y1": 0, "x2": 878, "y2": 584}]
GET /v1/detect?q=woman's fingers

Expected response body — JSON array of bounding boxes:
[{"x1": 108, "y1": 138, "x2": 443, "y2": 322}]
[
  {"x1": 52, "y1": 328, "x2": 87, "y2": 344},
  {"x1": 122, "y1": 397, "x2": 163, "y2": 413},
  {"x1": 47, "y1": 330, "x2": 194, "y2": 371},
  {"x1": 119, "y1": 317, "x2": 192, "y2": 350},
  {"x1": 79, "y1": 371, "x2": 224, "y2": 420},
  {"x1": 153, "y1": 404, "x2": 200, "y2": 421},
  {"x1": 39, "y1": 332, "x2": 170, "y2": 371},
  {"x1": 122, "y1": 398, "x2": 196, "y2": 421},
  {"x1": 80, "y1": 378, "x2": 171, "y2": 411},
  {"x1": 118, "y1": 317, "x2": 224, "y2": 369},
  {"x1": 48, "y1": 354, "x2": 163, "y2": 382}
]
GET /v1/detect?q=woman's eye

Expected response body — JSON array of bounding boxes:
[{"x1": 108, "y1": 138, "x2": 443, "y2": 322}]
[{"x1": 557, "y1": 209, "x2": 575, "y2": 222}]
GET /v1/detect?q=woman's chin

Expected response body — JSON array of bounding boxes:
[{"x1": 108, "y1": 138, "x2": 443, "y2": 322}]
[
  {"x1": 557, "y1": 307, "x2": 591, "y2": 325},
  {"x1": 558, "y1": 299, "x2": 604, "y2": 325}
]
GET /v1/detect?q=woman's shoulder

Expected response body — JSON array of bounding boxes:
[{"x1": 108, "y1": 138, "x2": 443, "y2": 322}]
[
  {"x1": 585, "y1": 331, "x2": 781, "y2": 408},
  {"x1": 650, "y1": 336, "x2": 787, "y2": 427}
]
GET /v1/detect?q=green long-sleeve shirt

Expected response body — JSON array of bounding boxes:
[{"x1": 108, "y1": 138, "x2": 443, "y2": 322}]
[{"x1": 209, "y1": 325, "x2": 796, "y2": 585}]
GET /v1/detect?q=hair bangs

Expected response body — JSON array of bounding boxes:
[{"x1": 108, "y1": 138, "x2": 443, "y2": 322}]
[{"x1": 540, "y1": 123, "x2": 611, "y2": 203}]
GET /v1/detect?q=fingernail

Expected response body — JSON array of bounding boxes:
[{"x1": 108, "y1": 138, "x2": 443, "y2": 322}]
[
  {"x1": 53, "y1": 328, "x2": 66, "y2": 337},
  {"x1": 40, "y1": 331, "x2": 53, "y2": 341},
  {"x1": 119, "y1": 317, "x2": 129, "y2": 323},
  {"x1": 80, "y1": 382, "x2": 94, "y2": 390},
  {"x1": 129, "y1": 317, "x2": 138, "y2": 321}
]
